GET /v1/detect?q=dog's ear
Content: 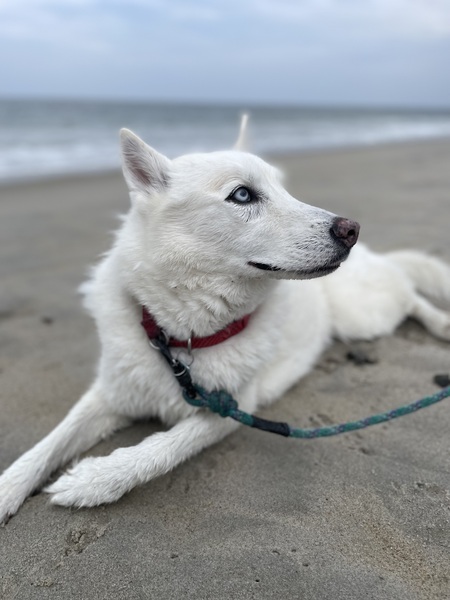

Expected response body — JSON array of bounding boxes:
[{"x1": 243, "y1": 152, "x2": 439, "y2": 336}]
[
  {"x1": 120, "y1": 129, "x2": 171, "y2": 195},
  {"x1": 233, "y1": 113, "x2": 249, "y2": 151}
]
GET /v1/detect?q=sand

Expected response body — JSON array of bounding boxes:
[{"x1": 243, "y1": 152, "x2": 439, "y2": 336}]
[{"x1": 1, "y1": 140, "x2": 450, "y2": 599}]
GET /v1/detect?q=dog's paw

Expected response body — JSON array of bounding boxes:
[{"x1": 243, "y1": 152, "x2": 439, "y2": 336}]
[
  {"x1": 438, "y1": 318, "x2": 450, "y2": 342},
  {"x1": 429, "y1": 314, "x2": 450, "y2": 342},
  {"x1": 0, "y1": 474, "x2": 32, "y2": 525},
  {"x1": 44, "y1": 456, "x2": 131, "y2": 508},
  {"x1": 0, "y1": 491, "x2": 24, "y2": 525}
]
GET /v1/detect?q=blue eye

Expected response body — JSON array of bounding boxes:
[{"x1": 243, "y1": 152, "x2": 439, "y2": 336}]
[{"x1": 230, "y1": 186, "x2": 251, "y2": 203}]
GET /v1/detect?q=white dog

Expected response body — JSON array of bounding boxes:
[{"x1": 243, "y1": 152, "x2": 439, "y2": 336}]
[{"x1": 1, "y1": 119, "x2": 450, "y2": 523}]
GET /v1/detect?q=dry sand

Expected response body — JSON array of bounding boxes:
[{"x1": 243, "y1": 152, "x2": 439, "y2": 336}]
[{"x1": 1, "y1": 140, "x2": 450, "y2": 599}]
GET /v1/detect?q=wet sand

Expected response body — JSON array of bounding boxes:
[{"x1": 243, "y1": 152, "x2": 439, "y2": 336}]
[{"x1": 1, "y1": 139, "x2": 450, "y2": 599}]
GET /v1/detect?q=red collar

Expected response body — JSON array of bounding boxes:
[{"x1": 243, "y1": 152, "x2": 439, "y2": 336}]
[{"x1": 141, "y1": 306, "x2": 252, "y2": 349}]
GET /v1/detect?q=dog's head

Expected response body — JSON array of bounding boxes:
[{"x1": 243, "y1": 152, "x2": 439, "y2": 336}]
[{"x1": 119, "y1": 124, "x2": 359, "y2": 282}]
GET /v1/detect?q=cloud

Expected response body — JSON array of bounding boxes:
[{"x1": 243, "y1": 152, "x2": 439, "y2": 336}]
[
  {"x1": 249, "y1": 0, "x2": 450, "y2": 38},
  {"x1": 0, "y1": 0, "x2": 449, "y2": 105},
  {"x1": 2, "y1": 0, "x2": 450, "y2": 40}
]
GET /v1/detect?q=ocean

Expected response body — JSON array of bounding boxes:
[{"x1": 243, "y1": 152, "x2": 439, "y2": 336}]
[{"x1": 1, "y1": 98, "x2": 450, "y2": 183}]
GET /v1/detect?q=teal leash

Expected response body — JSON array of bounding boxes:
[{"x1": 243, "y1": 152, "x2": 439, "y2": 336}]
[
  {"x1": 150, "y1": 332, "x2": 450, "y2": 439},
  {"x1": 183, "y1": 384, "x2": 450, "y2": 438}
]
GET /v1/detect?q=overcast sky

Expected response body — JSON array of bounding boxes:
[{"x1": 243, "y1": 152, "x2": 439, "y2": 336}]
[{"x1": 0, "y1": 0, "x2": 449, "y2": 107}]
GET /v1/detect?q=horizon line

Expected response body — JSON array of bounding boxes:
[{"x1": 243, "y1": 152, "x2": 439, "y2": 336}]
[{"x1": 0, "y1": 94, "x2": 449, "y2": 114}]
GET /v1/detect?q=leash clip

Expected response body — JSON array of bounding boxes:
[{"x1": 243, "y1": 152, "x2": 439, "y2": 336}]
[
  {"x1": 149, "y1": 330, "x2": 198, "y2": 399},
  {"x1": 171, "y1": 359, "x2": 197, "y2": 398}
]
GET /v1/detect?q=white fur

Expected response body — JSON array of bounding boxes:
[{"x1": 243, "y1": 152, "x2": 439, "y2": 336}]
[{"x1": 1, "y1": 123, "x2": 450, "y2": 523}]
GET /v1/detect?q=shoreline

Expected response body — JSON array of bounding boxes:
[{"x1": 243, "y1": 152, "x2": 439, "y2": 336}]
[{"x1": 2, "y1": 134, "x2": 450, "y2": 191}]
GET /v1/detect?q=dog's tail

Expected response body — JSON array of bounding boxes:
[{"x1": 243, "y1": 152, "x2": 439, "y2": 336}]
[
  {"x1": 234, "y1": 113, "x2": 249, "y2": 151},
  {"x1": 387, "y1": 250, "x2": 450, "y2": 304}
]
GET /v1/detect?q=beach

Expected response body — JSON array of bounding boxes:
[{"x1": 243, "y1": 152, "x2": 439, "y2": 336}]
[{"x1": 1, "y1": 139, "x2": 450, "y2": 599}]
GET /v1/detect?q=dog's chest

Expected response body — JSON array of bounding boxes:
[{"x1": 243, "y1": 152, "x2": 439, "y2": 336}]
[{"x1": 97, "y1": 304, "x2": 286, "y2": 424}]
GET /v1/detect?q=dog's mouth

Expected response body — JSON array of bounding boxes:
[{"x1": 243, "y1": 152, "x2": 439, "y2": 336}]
[
  {"x1": 248, "y1": 259, "x2": 345, "y2": 278},
  {"x1": 248, "y1": 262, "x2": 283, "y2": 272}
]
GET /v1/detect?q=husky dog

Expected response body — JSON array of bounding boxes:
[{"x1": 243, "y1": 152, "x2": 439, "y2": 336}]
[{"x1": 1, "y1": 118, "x2": 450, "y2": 523}]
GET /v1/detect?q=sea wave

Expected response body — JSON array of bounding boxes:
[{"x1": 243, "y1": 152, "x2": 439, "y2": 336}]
[{"x1": 1, "y1": 99, "x2": 450, "y2": 183}]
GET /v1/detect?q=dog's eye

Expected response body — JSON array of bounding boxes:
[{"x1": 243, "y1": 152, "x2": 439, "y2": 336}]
[{"x1": 229, "y1": 187, "x2": 251, "y2": 203}]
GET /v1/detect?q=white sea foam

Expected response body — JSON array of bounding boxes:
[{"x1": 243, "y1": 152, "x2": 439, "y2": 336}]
[{"x1": 1, "y1": 100, "x2": 450, "y2": 183}]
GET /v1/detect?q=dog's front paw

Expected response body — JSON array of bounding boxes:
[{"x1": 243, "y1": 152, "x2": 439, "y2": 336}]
[
  {"x1": 0, "y1": 472, "x2": 36, "y2": 525},
  {"x1": 44, "y1": 456, "x2": 132, "y2": 508},
  {"x1": 0, "y1": 485, "x2": 26, "y2": 525}
]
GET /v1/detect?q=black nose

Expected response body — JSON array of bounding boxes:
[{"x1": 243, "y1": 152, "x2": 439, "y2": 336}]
[{"x1": 330, "y1": 217, "x2": 360, "y2": 248}]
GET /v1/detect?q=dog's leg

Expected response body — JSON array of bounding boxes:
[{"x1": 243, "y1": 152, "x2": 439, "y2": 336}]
[
  {"x1": 0, "y1": 383, "x2": 129, "y2": 523},
  {"x1": 45, "y1": 410, "x2": 240, "y2": 508},
  {"x1": 387, "y1": 250, "x2": 450, "y2": 305},
  {"x1": 410, "y1": 294, "x2": 450, "y2": 341}
]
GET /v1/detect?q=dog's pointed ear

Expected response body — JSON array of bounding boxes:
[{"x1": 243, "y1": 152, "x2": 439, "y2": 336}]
[
  {"x1": 120, "y1": 128, "x2": 171, "y2": 195},
  {"x1": 233, "y1": 113, "x2": 249, "y2": 151}
]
